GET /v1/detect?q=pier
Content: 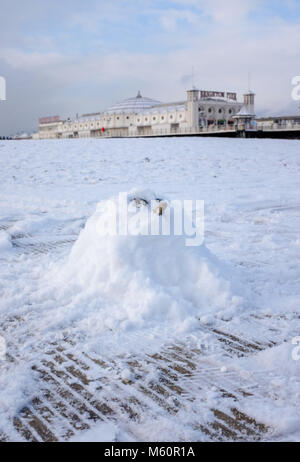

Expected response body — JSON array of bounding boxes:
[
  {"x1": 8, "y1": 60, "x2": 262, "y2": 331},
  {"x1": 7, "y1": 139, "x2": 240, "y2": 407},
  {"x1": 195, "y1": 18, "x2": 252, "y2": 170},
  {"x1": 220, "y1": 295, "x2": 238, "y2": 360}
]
[{"x1": 90, "y1": 123, "x2": 300, "y2": 140}]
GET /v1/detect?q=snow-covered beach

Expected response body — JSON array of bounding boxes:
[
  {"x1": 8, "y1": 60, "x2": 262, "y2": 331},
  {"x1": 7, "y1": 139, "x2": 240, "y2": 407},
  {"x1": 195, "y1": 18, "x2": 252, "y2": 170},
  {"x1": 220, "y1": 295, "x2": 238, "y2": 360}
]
[{"x1": 0, "y1": 136, "x2": 300, "y2": 441}]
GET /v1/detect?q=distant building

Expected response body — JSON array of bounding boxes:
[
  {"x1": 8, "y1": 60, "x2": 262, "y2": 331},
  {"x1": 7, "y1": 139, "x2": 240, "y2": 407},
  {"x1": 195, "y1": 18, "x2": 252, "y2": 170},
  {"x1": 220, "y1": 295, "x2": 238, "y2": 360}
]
[
  {"x1": 256, "y1": 115, "x2": 300, "y2": 130},
  {"x1": 35, "y1": 88, "x2": 255, "y2": 139}
]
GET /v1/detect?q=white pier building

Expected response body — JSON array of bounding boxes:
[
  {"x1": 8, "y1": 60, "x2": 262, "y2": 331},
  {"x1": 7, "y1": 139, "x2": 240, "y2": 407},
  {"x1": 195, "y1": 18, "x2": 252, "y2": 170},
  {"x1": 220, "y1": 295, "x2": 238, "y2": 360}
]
[{"x1": 35, "y1": 88, "x2": 256, "y2": 139}]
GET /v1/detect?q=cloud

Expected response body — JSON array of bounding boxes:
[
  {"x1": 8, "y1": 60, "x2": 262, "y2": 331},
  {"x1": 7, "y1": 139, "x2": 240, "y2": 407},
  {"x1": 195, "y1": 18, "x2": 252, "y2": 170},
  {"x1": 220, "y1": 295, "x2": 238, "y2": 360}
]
[
  {"x1": 198, "y1": 0, "x2": 259, "y2": 25},
  {"x1": 158, "y1": 9, "x2": 200, "y2": 31},
  {"x1": 0, "y1": 0, "x2": 300, "y2": 134}
]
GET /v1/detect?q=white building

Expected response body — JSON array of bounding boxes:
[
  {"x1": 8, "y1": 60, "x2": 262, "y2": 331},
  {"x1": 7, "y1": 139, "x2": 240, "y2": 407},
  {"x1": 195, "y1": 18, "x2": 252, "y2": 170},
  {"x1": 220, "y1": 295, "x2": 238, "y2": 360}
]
[{"x1": 35, "y1": 88, "x2": 255, "y2": 139}]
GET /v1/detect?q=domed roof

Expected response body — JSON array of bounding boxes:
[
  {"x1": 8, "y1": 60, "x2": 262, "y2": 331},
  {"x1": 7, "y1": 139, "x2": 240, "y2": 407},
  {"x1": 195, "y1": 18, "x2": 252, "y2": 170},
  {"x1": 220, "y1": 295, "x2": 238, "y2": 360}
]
[{"x1": 105, "y1": 91, "x2": 162, "y2": 114}]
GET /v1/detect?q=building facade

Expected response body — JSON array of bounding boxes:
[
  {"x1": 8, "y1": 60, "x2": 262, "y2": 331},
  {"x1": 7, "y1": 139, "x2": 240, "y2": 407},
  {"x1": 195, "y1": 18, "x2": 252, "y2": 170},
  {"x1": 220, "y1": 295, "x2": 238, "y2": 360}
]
[{"x1": 35, "y1": 88, "x2": 255, "y2": 139}]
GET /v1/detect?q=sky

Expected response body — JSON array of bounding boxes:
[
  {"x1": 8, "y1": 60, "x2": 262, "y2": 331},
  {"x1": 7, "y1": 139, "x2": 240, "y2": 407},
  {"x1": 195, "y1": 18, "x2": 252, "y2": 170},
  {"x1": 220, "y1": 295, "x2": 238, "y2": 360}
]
[{"x1": 0, "y1": 0, "x2": 300, "y2": 135}]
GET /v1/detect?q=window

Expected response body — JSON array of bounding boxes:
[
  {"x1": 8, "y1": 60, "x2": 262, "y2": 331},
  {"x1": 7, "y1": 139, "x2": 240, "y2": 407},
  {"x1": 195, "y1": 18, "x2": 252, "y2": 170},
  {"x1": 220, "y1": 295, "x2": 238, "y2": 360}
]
[
  {"x1": 218, "y1": 109, "x2": 222, "y2": 114},
  {"x1": 117, "y1": 117, "x2": 119, "y2": 120},
  {"x1": 170, "y1": 115, "x2": 173, "y2": 119},
  {"x1": 126, "y1": 116, "x2": 129, "y2": 119},
  {"x1": 145, "y1": 118, "x2": 148, "y2": 121},
  {"x1": 153, "y1": 117, "x2": 156, "y2": 121},
  {"x1": 161, "y1": 116, "x2": 164, "y2": 120},
  {"x1": 228, "y1": 109, "x2": 232, "y2": 114}
]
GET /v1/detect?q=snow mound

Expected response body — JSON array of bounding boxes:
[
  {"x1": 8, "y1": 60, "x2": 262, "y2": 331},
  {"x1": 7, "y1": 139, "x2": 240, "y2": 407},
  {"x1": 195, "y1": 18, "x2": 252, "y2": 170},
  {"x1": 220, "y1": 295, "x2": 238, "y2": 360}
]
[
  {"x1": 0, "y1": 231, "x2": 12, "y2": 252},
  {"x1": 52, "y1": 190, "x2": 242, "y2": 334}
]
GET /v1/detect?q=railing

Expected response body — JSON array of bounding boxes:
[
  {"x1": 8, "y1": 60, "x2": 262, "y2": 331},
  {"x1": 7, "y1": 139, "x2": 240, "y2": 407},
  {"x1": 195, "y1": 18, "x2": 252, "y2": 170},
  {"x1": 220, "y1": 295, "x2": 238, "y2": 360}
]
[
  {"x1": 97, "y1": 125, "x2": 236, "y2": 138},
  {"x1": 257, "y1": 122, "x2": 300, "y2": 131},
  {"x1": 42, "y1": 122, "x2": 300, "y2": 140},
  {"x1": 106, "y1": 122, "x2": 300, "y2": 137}
]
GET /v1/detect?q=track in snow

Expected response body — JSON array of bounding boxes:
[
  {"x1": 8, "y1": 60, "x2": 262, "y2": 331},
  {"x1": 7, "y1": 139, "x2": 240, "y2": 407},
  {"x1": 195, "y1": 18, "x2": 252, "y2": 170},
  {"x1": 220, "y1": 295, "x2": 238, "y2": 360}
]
[
  {"x1": 2, "y1": 334, "x2": 272, "y2": 442},
  {"x1": 2, "y1": 308, "x2": 297, "y2": 442},
  {"x1": 0, "y1": 217, "x2": 299, "y2": 442}
]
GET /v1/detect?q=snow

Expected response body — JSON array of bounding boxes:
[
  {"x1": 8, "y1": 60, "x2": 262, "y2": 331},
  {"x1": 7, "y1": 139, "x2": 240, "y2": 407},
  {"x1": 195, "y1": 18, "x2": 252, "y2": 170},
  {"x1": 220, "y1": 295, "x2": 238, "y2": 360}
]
[
  {"x1": 70, "y1": 422, "x2": 118, "y2": 442},
  {"x1": 0, "y1": 231, "x2": 12, "y2": 252},
  {"x1": 0, "y1": 136, "x2": 300, "y2": 441},
  {"x1": 120, "y1": 368, "x2": 134, "y2": 383},
  {"x1": 231, "y1": 343, "x2": 300, "y2": 439}
]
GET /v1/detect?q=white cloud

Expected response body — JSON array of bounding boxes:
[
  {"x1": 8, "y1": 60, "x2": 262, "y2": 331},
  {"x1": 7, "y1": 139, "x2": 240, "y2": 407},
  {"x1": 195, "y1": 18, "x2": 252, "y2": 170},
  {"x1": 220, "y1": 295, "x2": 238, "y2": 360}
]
[
  {"x1": 0, "y1": 49, "x2": 64, "y2": 70},
  {"x1": 0, "y1": 0, "x2": 300, "y2": 134},
  {"x1": 198, "y1": 0, "x2": 259, "y2": 25},
  {"x1": 158, "y1": 9, "x2": 200, "y2": 31}
]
